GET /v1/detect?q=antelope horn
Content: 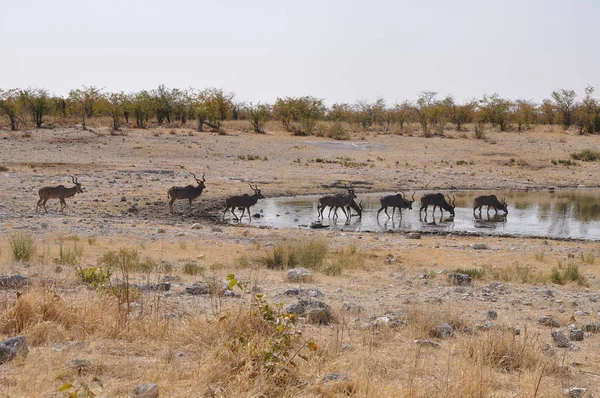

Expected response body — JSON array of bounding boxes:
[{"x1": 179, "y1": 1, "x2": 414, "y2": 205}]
[
  {"x1": 70, "y1": 175, "x2": 76, "y2": 184},
  {"x1": 201, "y1": 173, "x2": 206, "y2": 182},
  {"x1": 247, "y1": 182, "x2": 254, "y2": 190},
  {"x1": 190, "y1": 172, "x2": 198, "y2": 181},
  {"x1": 359, "y1": 200, "x2": 363, "y2": 209},
  {"x1": 452, "y1": 194, "x2": 456, "y2": 206},
  {"x1": 411, "y1": 191, "x2": 416, "y2": 201},
  {"x1": 399, "y1": 190, "x2": 405, "y2": 198}
]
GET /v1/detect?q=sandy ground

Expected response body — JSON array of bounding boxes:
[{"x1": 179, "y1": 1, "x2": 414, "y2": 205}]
[{"x1": 0, "y1": 123, "x2": 600, "y2": 397}]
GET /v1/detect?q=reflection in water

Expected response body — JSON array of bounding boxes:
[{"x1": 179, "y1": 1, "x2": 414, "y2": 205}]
[{"x1": 249, "y1": 189, "x2": 600, "y2": 240}]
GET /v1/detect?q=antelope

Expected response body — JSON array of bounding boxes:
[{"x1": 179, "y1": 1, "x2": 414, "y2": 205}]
[
  {"x1": 36, "y1": 175, "x2": 83, "y2": 214},
  {"x1": 473, "y1": 195, "x2": 508, "y2": 215},
  {"x1": 347, "y1": 199, "x2": 363, "y2": 219},
  {"x1": 377, "y1": 191, "x2": 415, "y2": 219},
  {"x1": 419, "y1": 193, "x2": 456, "y2": 218},
  {"x1": 317, "y1": 187, "x2": 356, "y2": 220},
  {"x1": 223, "y1": 183, "x2": 264, "y2": 222},
  {"x1": 167, "y1": 172, "x2": 206, "y2": 214}
]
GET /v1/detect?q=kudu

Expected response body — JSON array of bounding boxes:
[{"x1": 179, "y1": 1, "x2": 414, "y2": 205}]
[
  {"x1": 167, "y1": 172, "x2": 206, "y2": 214},
  {"x1": 377, "y1": 191, "x2": 415, "y2": 219},
  {"x1": 419, "y1": 193, "x2": 456, "y2": 218},
  {"x1": 317, "y1": 187, "x2": 357, "y2": 220},
  {"x1": 223, "y1": 183, "x2": 264, "y2": 222},
  {"x1": 473, "y1": 195, "x2": 508, "y2": 215},
  {"x1": 347, "y1": 199, "x2": 363, "y2": 219},
  {"x1": 36, "y1": 175, "x2": 83, "y2": 214}
]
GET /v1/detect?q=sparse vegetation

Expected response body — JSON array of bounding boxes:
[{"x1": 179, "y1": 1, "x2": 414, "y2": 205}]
[
  {"x1": 550, "y1": 263, "x2": 586, "y2": 285},
  {"x1": 551, "y1": 159, "x2": 577, "y2": 166},
  {"x1": 570, "y1": 149, "x2": 600, "y2": 161},
  {"x1": 8, "y1": 233, "x2": 37, "y2": 262},
  {"x1": 488, "y1": 262, "x2": 545, "y2": 284},
  {"x1": 57, "y1": 241, "x2": 83, "y2": 265},
  {"x1": 260, "y1": 238, "x2": 328, "y2": 270},
  {"x1": 453, "y1": 267, "x2": 485, "y2": 279},
  {"x1": 183, "y1": 262, "x2": 203, "y2": 275}
]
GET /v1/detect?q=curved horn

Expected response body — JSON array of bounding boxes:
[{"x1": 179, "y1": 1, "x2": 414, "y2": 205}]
[
  {"x1": 247, "y1": 182, "x2": 254, "y2": 190},
  {"x1": 398, "y1": 190, "x2": 405, "y2": 198},
  {"x1": 359, "y1": 200, "x2": 363, "y2": 209},
  {"x1": 201, "y1": 173, "x2": 206, "y2": 182},
  {"x1": 452, "y1": 194, "x2": 456, "y2": 206},
  {"x1": 70, "y1": 175, "x2": 76, "y2": 184},
  {"x1": 411, "y1": 191, "x2": 416, "y2": 202},
  {"x1": 190, "y1": 172, "x2": 198, "y2": 181}
]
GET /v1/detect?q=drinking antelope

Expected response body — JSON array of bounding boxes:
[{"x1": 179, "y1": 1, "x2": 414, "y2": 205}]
[
  {"x1": 419, "y1": 193, "x2": 456, "y2": 217},
  {"x1": 317, "y1": 187, "x2": 357, "y2": 220},
  {"x1": 167, "y1": 172, "x2": 206, "y2": 214},
  {"x1": 473, "y1": 195, "x2": 508, "y2": 215},
  {"x1": 223, "y1": 183, "x2": 264, "y2": 222},
  {"x1": 377, "y1": 191, "x2": 415, "y2": 219},
  {"x1": 36, "y1": 175, "x2": 83, "y2": 214}
]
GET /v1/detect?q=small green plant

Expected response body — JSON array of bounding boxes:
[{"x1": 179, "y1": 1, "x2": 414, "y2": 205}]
[
  {"x1": 260, "y1": 239, "x2": 328, "y2": 270},
  {"x1": 534, "y1": 251, "x2": 545, "y2": 262},
  {"x1": 325, "y1": 245, "x2": 365, "y2": 276},
  {"x1": 551, "y1": 263, "x2": 586, "y2": 285},
  {"x1": 453, "y1": 267, "x2": 485, "y2": 279},
  {"x1": 0, "y1": 166, "x2": 9, "y2": 172},
  {"x1": 138, "y1": 256, "x2": 158, "y2": 274},
  {"x1": 571, "y1": 149, "x2": 600, "y2": 162},
  {"x1": 98, "y1": 248, "x2": 140, "y2": 271},
  {"x1": 581, "y1": 252, "x2": 595, "y2": 265},
  {"x1": 183, "y1": 262, "x2": 204, "y2": 275},
  {"x1": 551, "y1": 159, "x2": 577, "y2": 166},
  {"x1": 9, "y1": 233, "x2": 37, "y2": 262},
  {"x1": 328, "y1": 121, "x2": 350, "y2": 140},
  {"x1": 87, "y1": 236, "x2": 97, "y2": 245},
  {"x1": 75, "y1": 266, "x2": 112, "y2": 290},
  {"x1": 488, "y1": 262, "x2": 544, "y2": 284}
]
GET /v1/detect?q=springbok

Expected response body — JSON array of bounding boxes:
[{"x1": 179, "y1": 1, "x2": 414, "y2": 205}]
[
  {"x1": 419, "y1": 193, "x2": 456, "y2": 218},
  {"x1": 317, "y1": 187, "x2": 357, "y2": 220},
  {"x1": 167, "y1": 172, "x2": 206, "y2": 214},
  {"x1": 223, "y1": 183, "x2": 264, "y2": 222},
  {"x1": 377, "y1": 191, "x2": 415, "y2": 219},
  {"x1": 473, "y1": 195, "x2": 508, "y2": 215},
  {"x1": 36, "y1": 175, "x2": 83, "y2": 214}
]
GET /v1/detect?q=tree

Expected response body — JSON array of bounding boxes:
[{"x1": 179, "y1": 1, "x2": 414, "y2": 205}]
[
  {"x1": 513, "y1": 99, "x2": 537, "y2": 131},
  {"x1": 416, "y1": 91, "x2": 438, "y2": 131},
  {"x1": 272, "y1": 96, "x2": 325, "y2": 135},
  {"x1": 0, "y1": 89, "x2": 22, "y2": 130},
  {"x1": 328, "y1": 103, "x2": 352, "y2": 123},
  {"x1": 246, "y1": 103, "x2": 269, "y2": 133},
  {"x1": 451, "y1": 100, "x2": 475, "y2": 131},
  {"x1": 20, "y1": 88, "x2": 50, "y2": 128},
  {"x1": 101, "y1": 92, "x2": 127, "y2": 131},
  {"x1": 129, "y1": 91, "x2": 153, "y2": 128},
  {"x1": 68, "y1": 86, "x2": 102, "y2": 130},
  {"x1": 539, "y1": 99, "x2": 557, "y2": 125},
  {"x1": 392, "y1": 101, "x2": 413, "y2": 131},
  {"x1": 479, "y1": 94, "x2": 512, "y2": 131},
  {"x1": 572, "y1": 86, "x2": 598, "y2": 135},
  {"x1": 551, "y1": 89, "x2": 577, "y2": 128}
]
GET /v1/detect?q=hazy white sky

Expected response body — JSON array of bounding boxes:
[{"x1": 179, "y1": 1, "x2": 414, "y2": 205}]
[{"x1": 1, "y1": 0, "x2": 598, "y2": 104}]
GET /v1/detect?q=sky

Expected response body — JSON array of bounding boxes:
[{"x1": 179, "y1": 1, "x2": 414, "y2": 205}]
[{"x1": 1, "y1": 0, "x2": 598, "y2": 105}]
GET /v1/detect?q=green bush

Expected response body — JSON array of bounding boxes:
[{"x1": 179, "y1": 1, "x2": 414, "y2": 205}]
[
  {"x1": 260, "y1": 239, "x2": 328, "y2": 270},
  {"x1": 453, "y1": 267, "x2": 485, "y2": 279},
  {"x1": 76, "y1": 266, "x2": 112, "y2": 290},
  {"x1": 183, "y1": 263, "x2": 204, "y2": 275},
  {"x1": 571, "y1": 149, "x2": 600, "y2": 162},
  {"x1": 551, "y1": 263, "x2": 586, "y2": 285},
  {"x1": 328, "y1": 122, "x2": 350, "y2": 140},
  {"x1": 98, "y1": 248, "x2": 140, "y2": 272},
  {"x1": 9, "y1": 233, "x2": 37, "y2": 262}
]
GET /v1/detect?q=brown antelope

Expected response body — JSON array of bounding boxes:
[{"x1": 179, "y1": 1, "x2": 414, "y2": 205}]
[
  {"x1": 223, "y1": 183, "x2": 264, "y2": 222},
  {"x1": 36, "y1": 175, "x2": 83, "y2": 214},
  {"x1": 317, "y1": 187, "x2": 356, "y2": 220},
  {"x1": 167, "y1": 172, "x2": 206, "y2": 214},
  {"x1": 347, "y1": 199, "x2": 363, "y2": 219},
  {"x1": 419, "y1": 193, "x2": 456, "y2": 217},
  {"x1": 473, "y1": 195, "x2": 508, "y2": 215},
  {"x1": 377, "y1": 191, "x2": 415, "y2": 219}
]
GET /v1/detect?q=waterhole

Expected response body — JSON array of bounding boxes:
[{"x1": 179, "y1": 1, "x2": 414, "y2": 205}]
[{"x1": 246, "y1": 188, "x2": 600, "y2": 240}]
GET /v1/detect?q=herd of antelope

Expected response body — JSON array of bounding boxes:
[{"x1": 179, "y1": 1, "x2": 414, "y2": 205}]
[{"x1": 34, "y1": 174, "x2": 508, "y2": 222}]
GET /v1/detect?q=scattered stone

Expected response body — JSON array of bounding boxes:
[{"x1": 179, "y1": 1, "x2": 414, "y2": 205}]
[
  {"x1": 471, "y1": 243, "x2": 487, "y2": 250},
  {"x1": 185, "y1": 283, "x2": 210, "y2": 295},
  {"x1": 432, "y1": 323, "x2": 454, "y2": 338},
  {"x1": 287, "y1": 300, "x2": 333, "y2": 325},
  {"x1": 0, "y1": 274, "x2": 30, "y2": 289},
  {"x1": 322, "y1": 373, "x2": 348, "y2": 383},
  {"x1": 157, "y1": 228, "x2": 166, "y2": 234},
  {"x1": 575, "y1": 310, "x2": 589, "y2": 317},
  {"x1": 40, "y1": 222, "x2": 48, "y2": 229},
  {"x1": 414, "y1": 339, "x2": 441, "y2": 348},
  {"x1": 486, "y1": 310, "x2": 498, "y2": 320},
  {"x1": 564, "y1": 387, "x2": 587, "y2": 398},
  {"x1": 132, "y1": 383, "x2": 159, "y2": 398},
  {"x1": 582, "y1": 322, "x2": 600, "y2": 333},
  {"x1": 211, "y1": 227, "x2": 223, "y2": 233},
  {"x1": 538, "y1": 316, "x2": 560, "y2": 328},
  {"x1": 418, "y1": 274, "x2": 429, "y2": 279},
  {"x1": 364, "y1": 315, "x2": 404, "y2": 329},
  {"x1": 342, "y1": 302, "x2": 363, "y2": 313},
  {"x1": 476, "y1": 321, "x2": 494, "y2": 330},
  {"x1": 551, "y1": 331, "x2": 571, "y2": 348},
  {"x1": 135, "y1": 282, "x2": 171, "y2": 292},
  {"x1": 191, "y1": 223, "x2": 202, "y2": 229},
  {"x1": 287, "y1": 267, "x2": 313, "y2": 283},
  {"x1": 0, "y1": 336, "x2": 28, "y2": 364},
  {"x1": 447, "y1": 273, "x2": 472, "y2": 286},
  {"x1": 121, "y1": 196, "x2": 127, "y2": 202},
  {"x1": 407, "y1": 232, "x2": 421, "y2": 239},
  {"x1": 488, "y1": 281, "x2": 504, "y2": 290},
  {"x1": 569, "y1": 329, "x2": 584, "y2": 342},
  {"x1": 67, "y1": 358, "x2": 92, "y2": 372}
]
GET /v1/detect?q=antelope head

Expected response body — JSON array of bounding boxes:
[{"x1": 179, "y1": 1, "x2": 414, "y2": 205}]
[
  {"x1": 248, "y1": 183, "x2": 265, "y2": 199},
  {"x1": 70, "y1": 175, "x2": 83, "y2": 193},
  {"x1": 191, "y1": 172, "x2": 206, "y2": 187}
]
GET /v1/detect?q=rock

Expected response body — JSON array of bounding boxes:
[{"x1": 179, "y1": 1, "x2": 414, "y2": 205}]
[
  {"x1": 564, "y1": 387, "x2": 587, "y2": 398},
  {"x1": 447, "y1": 273, "x2": 472, "y2": 286},
  {"x1": 342, "y1": 302, "x2": 363, "y2": 314},
  {"x1": 191, "y1": 223, "x2": 202, "y2": 229},
  {"x1": 132, "y1": 383, "x2": 159, "y2": 398},
  {"x1": 40, "y1": 222, "x2": 48, "y2": 229},
  {"x1": 0, "y1": 274, "x2": 30, "y2": 289},
  {"x1": 476, "y1": 321, "x2": 494, "y2": 330},
  {"x1": 582, "y1": 322, "x2": 600, "y2": 333},
  {"x1": 287, "y1": 300, "x2": 333, "y2": 325},
  {"x1": 121, "y1": 196, "x2": 127, "y2": 202},
  {"x1": 364, "y1": 315, "x2": 404, "y2": 329},
  {"x1": 287, "y1": 267, "x2": 313, "y2": 282},
  {"x1": 407, "y1": 232, "x2": 421, "y2": 239},
  {"x1": 488, "y1": 281, "x2": 504, "y2": 290},
  {"x1": 551, "y1": 331, "x2": 571, "y2": 348},
  {"x1": 486, "y1": 310, "x2": 498, "y2": 320},
  {"x1": 414, "y1": 339, "x2": 441, "y2": 348},
  {"x1": 67, "y1": 358, "x2": 92, "y2": 372},
  {"x1": 157, "y1": 228, "x2": 166, "y2": 234},
  {"x1": 211, "y1": 227, "x2": 223, "y2": 233},
  {"x1": 185, "y1": 283, "x2": 210, "y2": 295},
  {"x1": 538, "y1": 316, "x2": 560, "y2": 328},
  {"x1": 0, "y1": 336, "x2": 28, "y2": 364},
  {"x1": 432, "y1": 323, "x2": 454, "y2": 338},
  {"x1": 322, "y1": 373, "x2": 348, "y2": 383},
  {"x1": 471, "y1": 243, "x2": 487, "y2": 250},
  {"x1": 569, "y1": 329, "x2": 584, "y2": 341}
]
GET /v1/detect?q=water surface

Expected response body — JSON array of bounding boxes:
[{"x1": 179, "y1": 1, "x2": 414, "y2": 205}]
[{"x1": 249, "y1": 189, "x2": 600, "y2": 240}]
